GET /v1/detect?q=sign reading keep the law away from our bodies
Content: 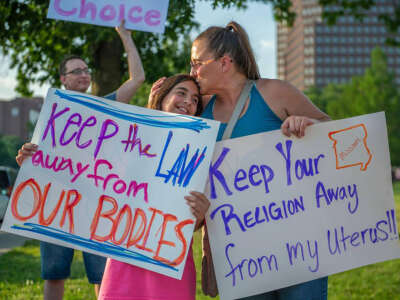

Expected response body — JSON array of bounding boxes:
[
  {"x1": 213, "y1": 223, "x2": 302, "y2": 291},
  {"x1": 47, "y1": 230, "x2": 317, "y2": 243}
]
[
  {"x1": 1, "y1": 88, "x2": 219, "y2": 279},
  {"x1": 205, "y1": 112, "x2": 400, "y2": 300},
  {"x1": 47, "y1": 0, "x2": 170, "y2": 33}
]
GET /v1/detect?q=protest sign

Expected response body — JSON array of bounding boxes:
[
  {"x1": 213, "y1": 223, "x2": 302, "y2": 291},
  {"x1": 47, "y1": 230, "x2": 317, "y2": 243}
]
[
  {"x1": 1, "y1": 88, "x2": 219, "y2": 279},
  {"x1": 205, "y1": 112, "x2": 400, "y2": 299},
  {"x1": 47, "y1": 0, "x2": 170, "y2": 33}
]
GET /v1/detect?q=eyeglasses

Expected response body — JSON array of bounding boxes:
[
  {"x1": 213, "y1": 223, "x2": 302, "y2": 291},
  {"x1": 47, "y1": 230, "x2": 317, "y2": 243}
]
[
  {"x1": 190, "y1": 58, "x2": 216, "y2": 69},
  {"x1": 64, "y1": 68, "x2": 90, "y2": 75}
]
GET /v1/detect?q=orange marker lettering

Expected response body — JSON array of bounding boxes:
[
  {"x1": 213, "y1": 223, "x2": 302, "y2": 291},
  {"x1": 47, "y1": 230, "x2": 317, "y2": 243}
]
[{"x1": 90, "y1": 195, "x2": 118, "y2": 241}]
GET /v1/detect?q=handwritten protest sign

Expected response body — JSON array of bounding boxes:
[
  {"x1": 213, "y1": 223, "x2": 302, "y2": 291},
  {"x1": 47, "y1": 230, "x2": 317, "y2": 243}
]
[
  {"x1": 47, "y1": 0, "x2": 170, "y2": 33},
  {"x1": 1, "y1": 88, "x2": 219, "y2": 279},
  {"x1": 205, "y1": 112, "x2": 400, "y2": 299}
]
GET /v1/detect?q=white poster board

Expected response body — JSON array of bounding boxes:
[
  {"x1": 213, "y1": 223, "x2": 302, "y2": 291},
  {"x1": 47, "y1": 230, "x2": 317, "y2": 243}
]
[
  {"x1": 205, "y1": 112, "x2": 400, "y2": 299},
  {"x1": 1, "y1": 88, "x2": 219, "y2": 279},
  {"x1": 47, "y1": 0, "x2": 170, "y2": 33}
]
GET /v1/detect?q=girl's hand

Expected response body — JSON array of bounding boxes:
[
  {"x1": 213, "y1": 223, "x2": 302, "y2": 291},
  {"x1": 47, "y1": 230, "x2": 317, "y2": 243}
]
[
  {"x1": 16, "y1": 143, "x2": 38, "y2": 166},
  {"x1": 184, "y1": 191, "x2": 210, "y2": 229},
  {"x1": 281, "y1": 116, "x2": 315, "y2": 138}
]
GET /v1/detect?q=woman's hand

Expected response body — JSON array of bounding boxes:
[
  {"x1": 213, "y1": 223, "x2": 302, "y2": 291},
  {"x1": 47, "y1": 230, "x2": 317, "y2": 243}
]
[
  {"x1": 281, "y1": 116, "x2": 315, "y2": 138},
  {"x1": 184, "y1": 191, "x2": 210, "y2": 230},
  {"x1": 115, "y1": 19, "x2": 131, "y2": 41},
  {"x1": 16, "y1": 143, "x2": 38, "y2": 166},
  {"x1": 148, "y1": 77, "x2": 166, "y2": 107}
]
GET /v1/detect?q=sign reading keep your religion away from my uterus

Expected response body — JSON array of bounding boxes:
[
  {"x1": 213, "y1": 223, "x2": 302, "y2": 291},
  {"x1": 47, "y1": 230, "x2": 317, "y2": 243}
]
[
  {"x1": 205, "y1": 112, "x2": 400, "y2": 300},
  {"x1": 1, "y1": 88, "x2": 219, "y2": 280}
]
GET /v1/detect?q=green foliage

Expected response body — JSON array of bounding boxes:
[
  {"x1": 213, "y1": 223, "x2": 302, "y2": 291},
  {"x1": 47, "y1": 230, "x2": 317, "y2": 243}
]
[
  {"x1": 305, "y1": 84, "x2": 345, "y2": 114},
  {"x1": 1, "y1": 0, "x2": 398, "y2": 97},
  {"x1": 0, "y1": 134, "x2": 23, "y2": 168},
  {"x1": 0, "y1": 0, "x2": 200, "y2": 97},
  {"x1": 0, "y1": 0, "x2": 281, "y2": 98},
  {"x1": 305, "y1": 47, "x2": 400, "y2": 165}
]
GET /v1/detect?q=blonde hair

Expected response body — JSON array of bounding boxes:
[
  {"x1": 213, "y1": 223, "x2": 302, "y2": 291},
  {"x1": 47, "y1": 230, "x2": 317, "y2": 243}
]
[{"x1": 194, "y1": 21, "x2": 260, "y2": 80}]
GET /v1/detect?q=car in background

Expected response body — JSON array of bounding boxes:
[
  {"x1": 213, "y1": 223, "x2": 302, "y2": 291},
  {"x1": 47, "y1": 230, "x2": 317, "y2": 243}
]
[{"x1": 0, "y1": 166, "x2": 18, "y2": 221}]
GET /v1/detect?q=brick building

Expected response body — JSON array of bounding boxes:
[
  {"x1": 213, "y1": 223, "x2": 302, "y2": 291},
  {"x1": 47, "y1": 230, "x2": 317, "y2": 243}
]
[
  {"x1": 0, "y1": 97, "x2": 43, "y2": 140},
  {"x1": 277, "y1": 0, "x2": 400, "y2": 91}
]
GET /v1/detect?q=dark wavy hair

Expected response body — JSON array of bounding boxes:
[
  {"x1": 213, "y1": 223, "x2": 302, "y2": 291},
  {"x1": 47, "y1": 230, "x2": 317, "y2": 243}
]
[{"x1": 147, "y1": 74, "x2": 202, "y2": 116}]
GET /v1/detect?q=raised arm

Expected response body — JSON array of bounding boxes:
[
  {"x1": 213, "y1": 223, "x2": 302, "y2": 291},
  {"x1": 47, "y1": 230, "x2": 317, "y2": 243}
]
[{"x1": 115, "y1": 20, "x2": 145, "y2": 103}]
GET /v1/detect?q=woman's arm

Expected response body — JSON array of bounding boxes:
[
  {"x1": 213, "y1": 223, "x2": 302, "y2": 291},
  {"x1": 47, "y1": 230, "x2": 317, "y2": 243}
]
[{"x1": 115, "y1": 20, "x2": 145, "y2": 103}]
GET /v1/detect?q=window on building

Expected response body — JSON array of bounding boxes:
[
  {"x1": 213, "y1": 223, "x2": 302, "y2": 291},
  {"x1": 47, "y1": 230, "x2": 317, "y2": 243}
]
[
  {"x1": 11, "y1": 107, "x2": 19, "y2": 117},
  {"x1": 29, "y1": 110, "x2": 40, "y2": 124}
]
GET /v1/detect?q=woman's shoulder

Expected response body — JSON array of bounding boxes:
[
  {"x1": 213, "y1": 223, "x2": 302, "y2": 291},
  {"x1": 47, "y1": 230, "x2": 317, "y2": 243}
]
[
  {"x1": 256, "y1": 78, "x2": 308, "y2": 103},
  {"x1": 256, "y1": 78, "x2": 297, "y2": 95}
]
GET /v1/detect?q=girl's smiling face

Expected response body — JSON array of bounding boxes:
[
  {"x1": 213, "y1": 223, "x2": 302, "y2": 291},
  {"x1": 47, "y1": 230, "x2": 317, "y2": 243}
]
[{"x1": 161, "y1": 80, "x2": 200, "y2": 115}]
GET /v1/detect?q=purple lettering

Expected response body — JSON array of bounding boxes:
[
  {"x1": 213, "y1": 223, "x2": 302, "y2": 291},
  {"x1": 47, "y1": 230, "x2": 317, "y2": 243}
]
[
  {"x1": 76, "y1": 116, "x2": 96, "y2": 149},
  {"x1": 144, "y1": 10, "x2": 160, "y2": 26},
  {"x1": 234, "y1": 169, "x2": 248, "y2": 191},
  {"x1": 94, "y1": 119, "x2": 119, "y2": 158},
  {"x1": 60, "y1": 113, "x2": 82, "y2": 146},
  {"x1": 54, "y1": 0, "x2": 77, "y2": 16},
  {"x1": 71, "y1": 162, "x2": 90, "y2": 183},
  {"x1": 275, "y1": 140, "x2": 292, "y2": 186},
  {"x1": 128, "y1": 6, "x2": 142, "y2": 23},
  {"x1": 87, "y1": 159, "x2": 113, "y2": 187},
  {"x1": 42, "y1": 103, "x2": 70, "y2": 147},
  {"x1": 78, "y1": 0, "x2": 97, "y2": 20},
  {"x1": 209, "y1": 147, "x2": 232, "y2": 199},
  {"x1": 99, "y1": 4, "x2": 116, "y2": 21}
]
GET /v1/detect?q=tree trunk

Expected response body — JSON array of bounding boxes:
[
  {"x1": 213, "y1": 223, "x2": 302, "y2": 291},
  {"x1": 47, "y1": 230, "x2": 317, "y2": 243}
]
[{"x1": 91, "y1": 36, "x2": 124, "y2": 97}]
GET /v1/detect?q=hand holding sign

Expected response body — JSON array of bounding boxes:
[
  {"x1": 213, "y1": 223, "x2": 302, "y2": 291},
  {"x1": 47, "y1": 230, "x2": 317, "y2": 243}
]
[
  {"x1": 205, "y1": 112, "x2": 400, "y2": 300},
  {"x1": 281, "y1": 115, "x2": 315, "y2": 138},
  {"x1": 3, "y1": 88, "x2": 219, "y2": 280}
]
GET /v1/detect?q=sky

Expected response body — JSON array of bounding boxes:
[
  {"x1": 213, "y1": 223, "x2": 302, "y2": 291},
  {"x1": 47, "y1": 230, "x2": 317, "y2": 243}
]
[{"x1": 0, "y1": 1, "x2": 276, "y2": 100}]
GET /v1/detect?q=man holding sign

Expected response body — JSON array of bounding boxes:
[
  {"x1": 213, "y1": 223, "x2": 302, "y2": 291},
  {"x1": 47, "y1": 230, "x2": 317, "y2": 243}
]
[{"x1": 16, "y1": 21, "x2": 144, "y2": 300}]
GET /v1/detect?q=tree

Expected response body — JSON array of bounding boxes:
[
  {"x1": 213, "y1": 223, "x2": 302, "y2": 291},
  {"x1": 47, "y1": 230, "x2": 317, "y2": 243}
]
[
  {"x1": 0, "y1": 0, "x2": 202, "y2": 100},
  {"x1": 0, "y1": 0, "x2": 278, "y2": 102},
  {"x1": 1, "y1": 0, "x2": 398, "y2": 102},
  {"x1": 305, "y1": 84, "x2": 345, "y2": 114}
]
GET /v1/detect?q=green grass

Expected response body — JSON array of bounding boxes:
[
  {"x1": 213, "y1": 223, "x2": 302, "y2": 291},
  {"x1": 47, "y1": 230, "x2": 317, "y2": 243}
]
[{"x1": 1, "y1": 182, "x2": 400, "y2": 300}]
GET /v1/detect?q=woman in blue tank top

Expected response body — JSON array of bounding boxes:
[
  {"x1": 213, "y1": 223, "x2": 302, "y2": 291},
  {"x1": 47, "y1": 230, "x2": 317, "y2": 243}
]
[{"x1": 189, "y1": 21, "x2": 331, "y2": 300}]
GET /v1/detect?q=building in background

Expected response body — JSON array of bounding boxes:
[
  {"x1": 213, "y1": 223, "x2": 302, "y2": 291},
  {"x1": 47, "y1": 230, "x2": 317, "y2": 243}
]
[
  {"x1": 0, "y1": 97, "x2": 43, "y2": 140},
  {"x1": 277, "y1": 0, "x2": 400, "y2": 91}
]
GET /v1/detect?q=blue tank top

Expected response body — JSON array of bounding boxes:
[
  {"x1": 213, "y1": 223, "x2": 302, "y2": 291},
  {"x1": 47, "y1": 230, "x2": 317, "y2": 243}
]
[{"x1": 201, "y1": 84, "x2": 282, "y2": 141}]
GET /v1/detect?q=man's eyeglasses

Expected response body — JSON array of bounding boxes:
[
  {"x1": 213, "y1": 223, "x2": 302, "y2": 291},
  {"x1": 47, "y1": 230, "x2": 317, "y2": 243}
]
[
  {"x1": 64, "y1": 68, "x2": 90, "y2": 76},
  {"x1": 190, "y1": 58, "x2": 216, "y2": 69}
]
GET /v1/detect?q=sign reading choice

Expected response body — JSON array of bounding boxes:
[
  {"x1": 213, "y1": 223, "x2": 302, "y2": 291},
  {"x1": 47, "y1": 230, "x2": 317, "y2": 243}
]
[
  {"x1": 205, "y1": 112, "x2": 400, "y2": 300},
  {"x1": 1, "y1": 88, "x2": 219, "y2": 279},
  {"x1": 47, "y1": 0, "x2": 170, "y2": 33}
]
